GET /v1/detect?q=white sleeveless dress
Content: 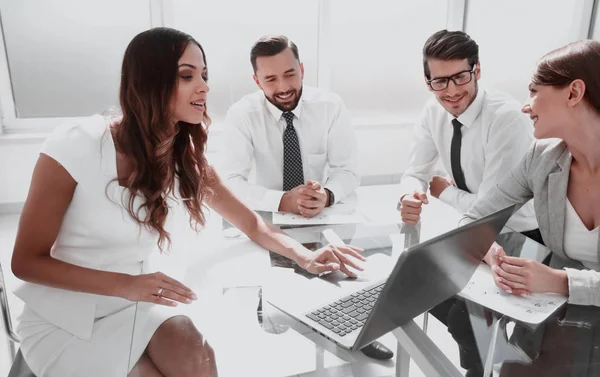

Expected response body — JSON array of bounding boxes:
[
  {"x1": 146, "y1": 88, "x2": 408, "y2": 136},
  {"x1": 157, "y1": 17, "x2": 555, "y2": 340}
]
[{"x1": 14, "y1": 115, "x2": 186, "y2": 376}]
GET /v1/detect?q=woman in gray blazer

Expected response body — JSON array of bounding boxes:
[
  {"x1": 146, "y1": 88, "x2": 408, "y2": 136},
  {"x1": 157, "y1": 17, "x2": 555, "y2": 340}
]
[{"x1": 462, "y1": 39, "x2": 600, "y2": 306}]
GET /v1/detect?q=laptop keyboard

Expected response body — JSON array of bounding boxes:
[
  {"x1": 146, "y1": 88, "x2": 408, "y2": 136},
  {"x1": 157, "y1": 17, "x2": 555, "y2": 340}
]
[{"x1": 305, "y1": 283, "x2": 384, "y2": 337}]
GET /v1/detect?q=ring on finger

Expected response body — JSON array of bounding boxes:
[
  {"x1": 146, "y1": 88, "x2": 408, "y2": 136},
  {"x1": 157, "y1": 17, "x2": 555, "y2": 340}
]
[{"x1": 157, "y1": 287, "x2": 164, "y2": 297}]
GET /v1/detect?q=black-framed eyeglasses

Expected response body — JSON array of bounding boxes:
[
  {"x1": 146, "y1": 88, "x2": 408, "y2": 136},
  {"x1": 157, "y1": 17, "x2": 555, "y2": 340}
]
[{"x1": 427, "y1": 68, "x2": 476, "y2": 91}]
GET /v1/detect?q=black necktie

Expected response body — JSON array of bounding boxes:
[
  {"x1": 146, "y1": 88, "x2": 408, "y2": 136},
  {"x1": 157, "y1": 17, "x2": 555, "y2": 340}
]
[
  {"x1": 282, "y1": 112, "x2": 304, "y2": 191},
  {"x1": 451, "y1": 119, "x2": 470, "y2": 193}
]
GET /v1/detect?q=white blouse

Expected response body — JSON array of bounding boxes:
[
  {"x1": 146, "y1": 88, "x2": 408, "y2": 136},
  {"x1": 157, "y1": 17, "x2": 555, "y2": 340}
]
[{"x1": 564, "y1": 199, "x2": 600, "y2": 271}]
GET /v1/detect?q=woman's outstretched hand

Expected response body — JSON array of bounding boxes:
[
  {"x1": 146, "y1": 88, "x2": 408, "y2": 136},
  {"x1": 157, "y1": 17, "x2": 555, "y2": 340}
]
[
  {"x1": 119, "y1": 272, "x2": 198, "y2": 306},
  {"x1": 299, "y1": 244, "x2": 366, "y2": 278}
]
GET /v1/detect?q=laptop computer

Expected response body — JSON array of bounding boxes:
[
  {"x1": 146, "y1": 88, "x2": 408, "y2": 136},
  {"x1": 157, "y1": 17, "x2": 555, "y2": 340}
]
[{"x1": 265, "y1": 205, "x2": 516, "y2": 351}]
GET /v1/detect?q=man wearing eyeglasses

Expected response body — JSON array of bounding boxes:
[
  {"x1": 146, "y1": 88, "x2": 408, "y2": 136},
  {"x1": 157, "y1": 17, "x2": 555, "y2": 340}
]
[
  {"x1": 397, "y1": 29, "x2": 539, "y2": 242},
  {"x1": 398, "y1": 29, "x2": 541, "y2": 377}
]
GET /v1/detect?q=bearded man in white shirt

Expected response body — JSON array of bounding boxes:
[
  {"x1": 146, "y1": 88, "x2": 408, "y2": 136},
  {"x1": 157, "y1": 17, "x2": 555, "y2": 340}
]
[
  {"x1": 220, "y1": 35, "x2": 394, "y2": 360},
  {"x1": 221, "y1": 35, "x2": 360, "y2": 218},
  {"x1": 397, "y1": 29, "x2": 541, "y2": 244}
]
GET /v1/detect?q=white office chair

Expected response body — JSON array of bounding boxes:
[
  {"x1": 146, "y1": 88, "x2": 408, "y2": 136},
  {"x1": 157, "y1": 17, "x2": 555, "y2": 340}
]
[{"x1": 0, "y1": 261, "x2": 36, "y2": 377}]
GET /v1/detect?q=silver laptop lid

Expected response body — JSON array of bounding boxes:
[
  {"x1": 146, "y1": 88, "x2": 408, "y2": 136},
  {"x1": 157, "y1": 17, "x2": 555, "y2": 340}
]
[{"x1": 353, "y1": 205, "x2": 517, "y2": 350}]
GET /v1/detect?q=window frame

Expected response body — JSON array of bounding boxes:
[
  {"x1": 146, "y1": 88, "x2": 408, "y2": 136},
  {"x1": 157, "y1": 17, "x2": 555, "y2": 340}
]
[{"x1": 0, "y1": 0, "x2": 479, "y2": 135}]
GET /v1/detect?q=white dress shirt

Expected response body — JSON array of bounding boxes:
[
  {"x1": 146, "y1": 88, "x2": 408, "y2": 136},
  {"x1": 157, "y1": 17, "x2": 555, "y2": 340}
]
[
  {"x1": 220, "y1": 86, "x2": 360, "y2": 212},
  {"x1": 399, "y1": 88, "x2": 538, "y2": 231}
]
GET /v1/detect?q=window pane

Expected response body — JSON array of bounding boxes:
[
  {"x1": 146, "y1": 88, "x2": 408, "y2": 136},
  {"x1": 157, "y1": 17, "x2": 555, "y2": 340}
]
[
  {"x1": 1, "y1": 0, "x2": 151, "y2": 118},
  {"x1": 329, "y1": 0, "x2": 448, "y2": 121},
  {"x1": 167, "y1": 0, "x2": 319, "y2": 122},
  {"x1": 465, "y1": 0, "x2": 580, "y2": 103}
]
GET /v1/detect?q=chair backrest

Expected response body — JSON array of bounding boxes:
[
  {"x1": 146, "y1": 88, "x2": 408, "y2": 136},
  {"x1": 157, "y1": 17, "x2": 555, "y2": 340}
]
[
  {"x1": 1, "y1": 261, "x2": 36, "y2": 376},
  {"x1": 0, "y1": 260, "x2": 20, "y2": 344}
]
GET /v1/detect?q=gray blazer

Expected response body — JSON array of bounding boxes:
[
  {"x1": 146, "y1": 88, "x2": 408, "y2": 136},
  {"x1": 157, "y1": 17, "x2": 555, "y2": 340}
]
[{"x1": 462, "y1": 139, "x2": 600, "y2": 306}]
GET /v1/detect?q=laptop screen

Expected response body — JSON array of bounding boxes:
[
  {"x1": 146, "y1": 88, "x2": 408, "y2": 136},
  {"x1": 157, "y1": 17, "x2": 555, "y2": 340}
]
[{"x1": 353, "y1": 205, "x2": 515, "y2": 350}]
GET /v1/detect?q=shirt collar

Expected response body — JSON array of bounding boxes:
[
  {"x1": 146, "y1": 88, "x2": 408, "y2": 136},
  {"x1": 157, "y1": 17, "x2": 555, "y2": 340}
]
[
  {"x1": 265, "y1": 92, "x2": 303, "y2": 122},
  {"x1": 455, "y1": 88, "x2": 485, "y2": 128}
]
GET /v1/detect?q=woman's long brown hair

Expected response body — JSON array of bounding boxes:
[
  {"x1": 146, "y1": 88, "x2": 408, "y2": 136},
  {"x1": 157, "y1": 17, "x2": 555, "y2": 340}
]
[{"x1": 112, "y1": 27, "x2": 214, "y2": 250}]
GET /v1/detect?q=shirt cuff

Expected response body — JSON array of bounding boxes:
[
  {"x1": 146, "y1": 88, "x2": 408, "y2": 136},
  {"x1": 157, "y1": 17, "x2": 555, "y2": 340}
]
[
  {"x1": 261, "y1": 189, "x2": 286, "y2": 213},
  {"x1": 564, "y1": 268, "x2": 599, "y2": 306},
  {"x1": 438, "y1": 185, "x2": 459, "y2": 206}
]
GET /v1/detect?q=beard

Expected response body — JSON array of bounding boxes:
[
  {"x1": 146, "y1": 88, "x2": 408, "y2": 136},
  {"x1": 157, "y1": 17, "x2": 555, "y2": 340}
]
[{"x1": 265, "y1": 86, "x2": 303, "y2": 112}]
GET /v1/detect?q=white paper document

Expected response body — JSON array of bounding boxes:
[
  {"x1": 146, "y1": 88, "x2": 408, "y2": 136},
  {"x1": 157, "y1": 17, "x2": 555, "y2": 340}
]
[
  {"x1": 272, "y1": 203, "x2": 366, "y2": 225},
  {"x1": 458, "y1": 264, "x2": 568, "y2": 324}
]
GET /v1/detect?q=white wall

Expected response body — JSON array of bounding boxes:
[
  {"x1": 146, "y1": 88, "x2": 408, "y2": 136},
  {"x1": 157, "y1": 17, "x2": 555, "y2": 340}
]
[
  {"x1": 465, "y1": 0, "x2": 593, "y2": 103},
  {"x1": 329, "y1": 0, "x2": 447, "y2": 120},
  {"x1": 1, "y1": 0, "x2": 150, "y2": 118},
  {"x1": 165, "y1": 0, "x2": 321, "y2": 118},
  {"x1": 0, "y1": 138, "x2": 42, "y2": 205}
]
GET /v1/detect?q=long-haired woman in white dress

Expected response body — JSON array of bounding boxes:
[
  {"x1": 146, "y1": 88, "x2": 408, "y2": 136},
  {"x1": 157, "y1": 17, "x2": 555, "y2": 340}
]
[{"x1": 10, "y1": 27, "x2": 365, "y2": 377}]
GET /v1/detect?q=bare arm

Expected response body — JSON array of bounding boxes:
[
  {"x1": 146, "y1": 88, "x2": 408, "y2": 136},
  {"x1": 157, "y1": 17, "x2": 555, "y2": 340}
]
[
  {"x1": 11, "y1": 154, "x2": 130, "y2": 298},
  {"x1": 207, "y1": 168, "x2": 365, "y2": 277}
]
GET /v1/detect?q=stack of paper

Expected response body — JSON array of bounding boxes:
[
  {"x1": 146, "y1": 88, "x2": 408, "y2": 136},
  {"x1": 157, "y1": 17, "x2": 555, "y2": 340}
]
[
  {"x1": 272, "y1": 202, "x2": 366, "y2": 225},
  {"x1": 459, "y1": 264, "x2": 567, "y2": 324}
]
